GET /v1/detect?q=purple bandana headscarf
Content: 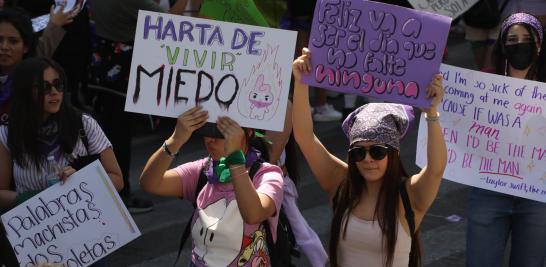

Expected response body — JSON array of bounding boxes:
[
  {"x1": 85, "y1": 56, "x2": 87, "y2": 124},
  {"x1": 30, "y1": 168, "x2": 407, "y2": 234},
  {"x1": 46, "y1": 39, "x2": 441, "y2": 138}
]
[
  {"x1": 501, "y1": 13, "x2": 544, "y2": 44},
  {"x1": 341, "y1": 103, "x2": 414, "y2": 150}
]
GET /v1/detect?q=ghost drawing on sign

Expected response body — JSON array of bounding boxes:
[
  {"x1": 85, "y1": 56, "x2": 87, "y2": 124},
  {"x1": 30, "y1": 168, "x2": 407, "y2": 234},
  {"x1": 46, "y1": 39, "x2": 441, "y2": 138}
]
[
  {"x1": 238, "y1": 45, "x2": 283, "y2": 121},
  {"x1": 248, "y1": 74, "x2": 274, "y2": 120}
]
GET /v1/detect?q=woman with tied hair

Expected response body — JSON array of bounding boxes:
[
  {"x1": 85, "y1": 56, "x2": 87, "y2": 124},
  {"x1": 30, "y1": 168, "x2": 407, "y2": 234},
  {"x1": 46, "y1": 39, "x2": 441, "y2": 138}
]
[
  {"x1": 466, "y1": 12, "x2": 546, "y2": 267},
  {"x1": 291, "y1": 48, "x2": 447, "y2": 267}
]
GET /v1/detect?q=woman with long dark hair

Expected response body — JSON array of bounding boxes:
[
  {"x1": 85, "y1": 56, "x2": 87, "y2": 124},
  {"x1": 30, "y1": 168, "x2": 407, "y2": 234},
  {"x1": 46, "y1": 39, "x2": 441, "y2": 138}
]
[
  {"x1": 0, "y1": 58, "x2": 123, "y2": 267},
  {"x1": 292, "y1": 48, "x2": 447, "y2": 267},
  {"x1": 466, "y1": 13, "x2": 546, "y2": 267},
  {"x1": 0, "y1": 57, "x2": 123, "y2": 211}
]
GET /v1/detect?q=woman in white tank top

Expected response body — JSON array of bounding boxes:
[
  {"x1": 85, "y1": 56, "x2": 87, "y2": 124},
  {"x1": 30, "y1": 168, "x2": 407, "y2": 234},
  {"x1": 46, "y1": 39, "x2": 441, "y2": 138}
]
[{"x1": 291, "y1": 48, "x2": 448, "y2": 267}]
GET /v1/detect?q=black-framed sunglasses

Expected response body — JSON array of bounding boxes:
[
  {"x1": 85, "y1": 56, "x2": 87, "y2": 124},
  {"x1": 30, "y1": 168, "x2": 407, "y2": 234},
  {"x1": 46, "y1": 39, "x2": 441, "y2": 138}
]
[
  {"x1": 349, "y1": 144, "x2": 390, "y2": 161},
  {"x1": 39, "y1": 79, "x2": 64, "y2": 95}
]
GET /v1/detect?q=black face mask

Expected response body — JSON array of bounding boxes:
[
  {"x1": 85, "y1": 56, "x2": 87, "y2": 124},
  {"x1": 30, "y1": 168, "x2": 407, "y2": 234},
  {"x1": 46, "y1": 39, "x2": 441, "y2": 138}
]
[{"x1": 505, "y1": 43, "x2": 537, "y2": 70}]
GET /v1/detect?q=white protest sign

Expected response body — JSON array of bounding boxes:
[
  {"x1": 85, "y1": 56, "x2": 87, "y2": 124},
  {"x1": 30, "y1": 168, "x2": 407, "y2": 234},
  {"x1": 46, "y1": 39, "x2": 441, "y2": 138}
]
[
  {"x1": 416, "y1": 64, "x2": 546, "y2": 203},
  {"x1": 125, "y1": 11, "x2": 297, "y2": 132},
  {"x1": 1, "y1": 161, "x2": 140, "y2": 266},
  {"x1": 408, "y1": 0, "x2": 478, "y2": 18}
]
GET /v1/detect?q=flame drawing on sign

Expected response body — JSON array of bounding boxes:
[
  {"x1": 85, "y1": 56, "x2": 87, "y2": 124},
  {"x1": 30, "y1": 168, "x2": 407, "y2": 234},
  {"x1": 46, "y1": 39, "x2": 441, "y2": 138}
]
[{"x1": 238, "y1": 45, "x2": 283, "y2": 121}]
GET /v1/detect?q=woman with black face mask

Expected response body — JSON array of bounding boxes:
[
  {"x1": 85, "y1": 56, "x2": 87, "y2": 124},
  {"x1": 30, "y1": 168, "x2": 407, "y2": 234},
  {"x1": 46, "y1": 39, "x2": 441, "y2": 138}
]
[{"x1": 466, "y1": 12, "x2": 546, "y2": 267}]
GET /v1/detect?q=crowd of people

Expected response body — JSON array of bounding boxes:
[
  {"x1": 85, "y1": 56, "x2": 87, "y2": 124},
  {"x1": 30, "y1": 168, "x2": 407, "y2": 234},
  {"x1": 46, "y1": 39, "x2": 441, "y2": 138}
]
[{"x1": 0, "y1": 0, "x2": 545, "y2": 266}]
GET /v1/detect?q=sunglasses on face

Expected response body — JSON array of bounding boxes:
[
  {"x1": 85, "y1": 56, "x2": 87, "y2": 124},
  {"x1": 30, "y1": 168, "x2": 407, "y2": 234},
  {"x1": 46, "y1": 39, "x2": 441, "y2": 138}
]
[
  {"x1": 39, "y1": 79, "x2": 64, "y2": 95},
  {"x1": 349, "y1": 144, "x2": 390, "y2": 161}
]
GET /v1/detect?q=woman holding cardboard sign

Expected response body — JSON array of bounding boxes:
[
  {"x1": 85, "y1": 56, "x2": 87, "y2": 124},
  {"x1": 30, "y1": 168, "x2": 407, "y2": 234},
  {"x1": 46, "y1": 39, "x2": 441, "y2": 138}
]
[
  {"x1": 292, "y1": 47, "x2": 447, "y2": 267},
  {"x1": 0, "y1": 57, "x2": 123, "y2": 211},
  {"x1": 465, "y1": 13, "x2": 546, "y2": 267},
  {"x1": 139, "y1": 109, "x2": 285, "y2": 266},
  {"x1": 0, "y1": 58, "x2": 123, "y2": 267}
]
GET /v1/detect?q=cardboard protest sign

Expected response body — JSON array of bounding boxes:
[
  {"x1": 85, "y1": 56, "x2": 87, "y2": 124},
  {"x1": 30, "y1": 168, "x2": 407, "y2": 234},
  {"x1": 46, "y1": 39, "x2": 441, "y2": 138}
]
[
  {"x1": 1, "y1": 161, "x2": 140, "y2": 266},
  {"x1": 302, "y1": 0, "x2": 451, "y2": 108},
  {"x1": 125, "y1": 11, "x2": 297, "y2": 132},
  {"x1": 407, "y1": 0, "x2": 479, "y2": 18},
  {"x1": 199, "y1": 0, "x2": 269, "y2": 27},
  {"x1": 416, "y1": 64, "x2": 546, "y2": 203}
]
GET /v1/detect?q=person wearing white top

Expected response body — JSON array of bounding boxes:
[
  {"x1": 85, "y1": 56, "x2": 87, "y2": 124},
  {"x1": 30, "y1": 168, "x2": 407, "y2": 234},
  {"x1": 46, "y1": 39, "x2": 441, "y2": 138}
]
[{"x1": 291, "y1": 48, "x2": 447, "y2": 267}]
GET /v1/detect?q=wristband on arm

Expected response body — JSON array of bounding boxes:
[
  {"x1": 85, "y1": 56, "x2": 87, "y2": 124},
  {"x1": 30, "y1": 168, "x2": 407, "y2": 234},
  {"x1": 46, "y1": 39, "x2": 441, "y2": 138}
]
[{"x1": 214, "y1": 151, "x2": 246, "y2": 183}]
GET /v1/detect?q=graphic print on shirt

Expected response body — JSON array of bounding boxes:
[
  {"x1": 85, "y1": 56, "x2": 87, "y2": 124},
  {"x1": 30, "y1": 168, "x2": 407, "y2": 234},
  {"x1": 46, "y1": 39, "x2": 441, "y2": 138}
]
[
  {"x1": 237, "y1": 226, "x2": 268, "y2": 267},
  {"x1": 192, "y1": 198, "x2": 244, "y2": 266}
]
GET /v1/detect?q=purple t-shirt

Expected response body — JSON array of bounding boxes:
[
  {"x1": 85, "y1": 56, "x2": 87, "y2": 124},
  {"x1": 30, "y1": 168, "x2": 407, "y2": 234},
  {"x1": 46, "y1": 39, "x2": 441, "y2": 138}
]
[{"x1": 174, "y1": 158, "x2": 284, "y2": 267}]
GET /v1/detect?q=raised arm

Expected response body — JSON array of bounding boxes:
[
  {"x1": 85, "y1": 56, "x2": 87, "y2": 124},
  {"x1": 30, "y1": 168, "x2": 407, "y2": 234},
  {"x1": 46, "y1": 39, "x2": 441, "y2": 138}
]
[
  {"x1": 292, "y1": 48, "x2": 347, "y2": 199},
  {"x1": 216, "y1": 116, "x2": 281, "y2": 225},
  {"x1": 36, "y1": 2, "x2": 80, "y2": 58},
  {"x1": 140, "y1": 106, "x2": 208, "y2": 197},
  {"x1": 408, "y1": 74, "x2": 447, "y2": 215}
]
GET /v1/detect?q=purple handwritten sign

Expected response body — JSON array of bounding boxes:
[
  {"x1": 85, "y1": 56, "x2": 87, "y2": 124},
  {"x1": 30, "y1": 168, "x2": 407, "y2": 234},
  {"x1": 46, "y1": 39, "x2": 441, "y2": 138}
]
[{"x1": 302, "y1": 0, "x2": 452, "y2": 108}]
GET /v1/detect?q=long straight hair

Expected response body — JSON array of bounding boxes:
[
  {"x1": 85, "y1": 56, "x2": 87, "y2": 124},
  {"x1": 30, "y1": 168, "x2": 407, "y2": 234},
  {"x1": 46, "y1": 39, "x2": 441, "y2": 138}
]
[
  {"x1": 329, "y1": 147, "x2": 421, "y2": 267},
  {"x1": 493, "y1": 19, "x2": 546, "y2": 82},
  {"x1": 8, "y1": 57, "x2": 81, "y2": 169}
]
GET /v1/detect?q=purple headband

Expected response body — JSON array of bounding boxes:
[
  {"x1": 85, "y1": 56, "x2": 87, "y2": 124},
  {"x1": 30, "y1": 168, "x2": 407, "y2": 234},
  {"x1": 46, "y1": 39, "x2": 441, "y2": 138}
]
[
  {"x1": 501, "y1": 13, "x2": 543, "y2": 44},
  {"x1": 341, "y1": 103, "x2": 414, "y2": 150}
]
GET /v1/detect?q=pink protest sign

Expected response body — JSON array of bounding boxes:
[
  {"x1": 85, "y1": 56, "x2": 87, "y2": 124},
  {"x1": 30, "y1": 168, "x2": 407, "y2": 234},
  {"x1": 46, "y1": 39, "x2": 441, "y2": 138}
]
[{"x1": 302, "y1": 0, "x2": 451, "y2": 108}]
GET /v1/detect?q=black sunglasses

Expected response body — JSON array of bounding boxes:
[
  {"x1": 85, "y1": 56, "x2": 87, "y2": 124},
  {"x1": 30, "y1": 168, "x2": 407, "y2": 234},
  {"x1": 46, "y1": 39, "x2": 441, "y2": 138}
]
[
  {"x1": 349, "y1": 144, "x2": 390, "y2": 161},
  {"x1": 39, "y1": 79, "x2": 64, "y2": 95}
]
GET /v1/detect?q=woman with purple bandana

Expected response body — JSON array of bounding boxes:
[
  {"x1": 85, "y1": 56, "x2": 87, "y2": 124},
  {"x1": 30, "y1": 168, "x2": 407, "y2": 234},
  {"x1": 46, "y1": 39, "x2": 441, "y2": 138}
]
[
  {"x1": 292, "y1": 48, "x2": 447, "y2": 267},
  {"x1": 466, "y1": 13, "x2": 546, "y2": 267}
]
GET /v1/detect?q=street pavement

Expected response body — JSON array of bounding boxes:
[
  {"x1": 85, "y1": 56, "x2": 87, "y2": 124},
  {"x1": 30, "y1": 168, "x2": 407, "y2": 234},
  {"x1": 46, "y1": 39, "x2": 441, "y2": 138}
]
[{"x1": 103, "y1": 35, "x2": 538, "y2": 267}]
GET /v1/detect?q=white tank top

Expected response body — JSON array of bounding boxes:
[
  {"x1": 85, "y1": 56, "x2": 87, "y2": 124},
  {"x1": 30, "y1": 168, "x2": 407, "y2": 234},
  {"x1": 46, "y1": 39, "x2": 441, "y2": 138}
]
[{"x1": 337, "y1": 214, "x2": 412, "y2": 267}]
